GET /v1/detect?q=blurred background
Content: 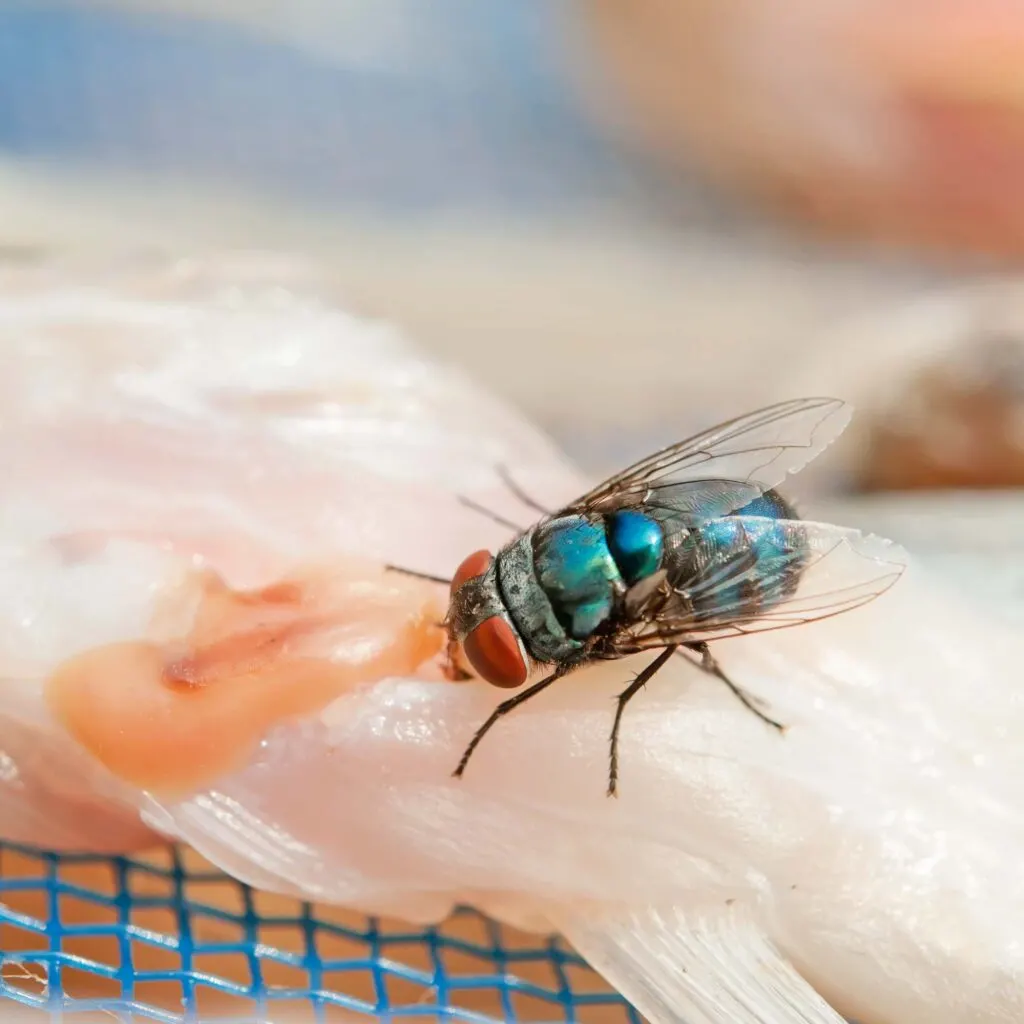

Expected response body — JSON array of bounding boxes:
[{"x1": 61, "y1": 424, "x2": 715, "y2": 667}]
[
  {"x1": 4, "y1": 1, "x2": 1024, "y2": 1020},
  {"x1": 0, "y1": 0, "x2": 1013, "y2": 478},
  {"x1": 4, "y1": 0, "x2": 1024, "y2": 587}
]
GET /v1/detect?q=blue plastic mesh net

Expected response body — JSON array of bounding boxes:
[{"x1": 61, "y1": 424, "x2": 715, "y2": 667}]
[{"x1": 0, "y1": 840, "x2": 640, "y2": 1022}]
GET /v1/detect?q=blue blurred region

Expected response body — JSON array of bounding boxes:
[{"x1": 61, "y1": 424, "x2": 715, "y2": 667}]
[{"x1": 0, "y1": 4, "x2": 634, "y2": 213}]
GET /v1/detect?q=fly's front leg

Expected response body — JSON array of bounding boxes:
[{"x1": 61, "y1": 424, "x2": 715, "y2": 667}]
[
  {"x1": 384, "y1": 565, "x2": 452, "y2": 586},
  {"x1": 382, "y1": 566, "x2": 470, "y2": 681},
  {"x1": 454, "y1": 661, "x2": 576, "y2": 778},
  {"x1": 444, "y1": 637, "x2": 472, "y2": 681},
  {"x1": 681, "y1": 641, "x2": 785, "y2": 732}
]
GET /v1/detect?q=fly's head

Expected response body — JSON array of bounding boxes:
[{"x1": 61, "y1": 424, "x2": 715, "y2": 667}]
[{"x1": 445, "y1": 549, "x2": 529, "y2": 689}]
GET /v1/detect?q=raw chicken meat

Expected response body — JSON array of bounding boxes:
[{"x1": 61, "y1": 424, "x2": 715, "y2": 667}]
[
  {"x1": 0, "y1": 252, "x2": 1021, "y2": 1024},
  {"x1": 0, "y1": 250, "x2": 577, "y2": 846}
]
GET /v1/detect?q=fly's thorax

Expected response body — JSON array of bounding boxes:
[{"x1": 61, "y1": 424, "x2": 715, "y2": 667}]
[
  {"x1": 496, "y1": 529, "x2": 583, "y2": 664},
  {"x1": 506, "y1": 511, "x2": 673, "y2": 653},
  {"x1": 533, "y1": 515, "x2": 625, "y2": 641},
  {"x1": 604, "y1": 508, "x2": 666, "y2": 584}
]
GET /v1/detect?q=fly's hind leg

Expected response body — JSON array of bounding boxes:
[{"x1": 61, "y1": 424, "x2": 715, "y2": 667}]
[
  {"x1": 680, "y1": 641, "x2": 785, "y2": 732},
  {"x1": 608, "y1": 645, "x2": 677, "y2": 798}
]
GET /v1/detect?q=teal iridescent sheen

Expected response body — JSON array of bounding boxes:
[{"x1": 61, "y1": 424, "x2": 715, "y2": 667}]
[
  {"x1": 701, "y1": 494, "x2": 790, "y2": 558},
  {"x1": 697, "y1": 492, "x2": 793, "y2": 608},
  {"x1": 570, "y1": 596, "x2": 616, "y2": 638},
  {"x1": 736, "y1": 493, "x2": 789, "y2": 521},
  {"x1": 534, "y1": 516, "x2": 621, "y2": 639},
  {"x1": 736, "y1": 493, "x2": 791, "y2": 565},
  {"x1": 606, "y1": 510, "x2": 664, "y2": 585}
]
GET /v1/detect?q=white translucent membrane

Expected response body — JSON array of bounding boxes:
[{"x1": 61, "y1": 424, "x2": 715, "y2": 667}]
[{"x1": 0, "y1": 252, "x2": 1020, "y2": 1024}]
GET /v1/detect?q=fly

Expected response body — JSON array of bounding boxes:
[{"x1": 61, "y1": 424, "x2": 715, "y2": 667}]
[{"x1": 389, "y1": 397, "x2": 906, "y2": 796}]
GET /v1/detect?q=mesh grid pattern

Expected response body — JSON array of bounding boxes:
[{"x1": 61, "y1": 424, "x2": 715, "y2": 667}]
[{"x1": 0, "y1": 841, "x2": 639, "y2": 1022}]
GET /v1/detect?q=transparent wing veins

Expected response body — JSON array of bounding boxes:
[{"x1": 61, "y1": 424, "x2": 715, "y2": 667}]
[{"x1": 559, "y1": 397, "x2": 851, "y2": 521}]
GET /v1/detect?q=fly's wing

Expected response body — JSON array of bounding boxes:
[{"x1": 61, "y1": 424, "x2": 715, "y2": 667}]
[
  {"x1": 559, "y1": 397, "x2": 851, "y2": 523},
  {"x1": 611, "y1": 518, "x2": 907, "y2": 651}
]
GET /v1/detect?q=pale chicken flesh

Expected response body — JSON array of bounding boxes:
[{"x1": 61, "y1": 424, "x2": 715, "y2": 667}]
[{"x1": 0, "y1": 253, "x2": 1021, "y2": 1024}]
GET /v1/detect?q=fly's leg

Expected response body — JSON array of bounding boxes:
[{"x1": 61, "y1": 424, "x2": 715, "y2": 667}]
[
  {"x1": 454, "y1": 663, "x2": 574, "y2": 779},
  {"x1": 608, "y1": 645, "x2": 676, "y2": 798},
  {"x1": 457, "y1": 495, "x2": 525, "y2": 533},
  {"x1": 381, "y1": 566, "x2": 471, "y2": 678},
  {"x1": 444, "y1": 638, "x2": 473, "y2": 682},
  {"x1": 681, "y1": 641, "x2": 786, "y2": 732},
  {"x1": 383, "y1": 565, "x2": 452, "y2": 586},
  {"x1": 458, "y1": 463, "x2": 550, "y2": 533},
  {"x1": 496, "y1": 463, "x2": 552, "y2": 516}
]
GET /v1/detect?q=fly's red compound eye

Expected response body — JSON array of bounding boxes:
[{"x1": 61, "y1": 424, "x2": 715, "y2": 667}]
[
  {"x1": 463, "y1": 616, "x2": 528, "y2": 688},
  {"x1": 451, "y1": 549, "x2": 493, "y2": 596}
]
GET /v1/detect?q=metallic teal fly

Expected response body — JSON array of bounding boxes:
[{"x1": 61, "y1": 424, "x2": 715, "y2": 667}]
[{"x1": 390, "y1": 397, "x2": 906, "y2": 796}]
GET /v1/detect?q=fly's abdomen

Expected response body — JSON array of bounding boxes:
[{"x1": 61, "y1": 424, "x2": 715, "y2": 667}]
[{"x1": 679, "y1": 490, "x2": 806, "y2": 620}]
